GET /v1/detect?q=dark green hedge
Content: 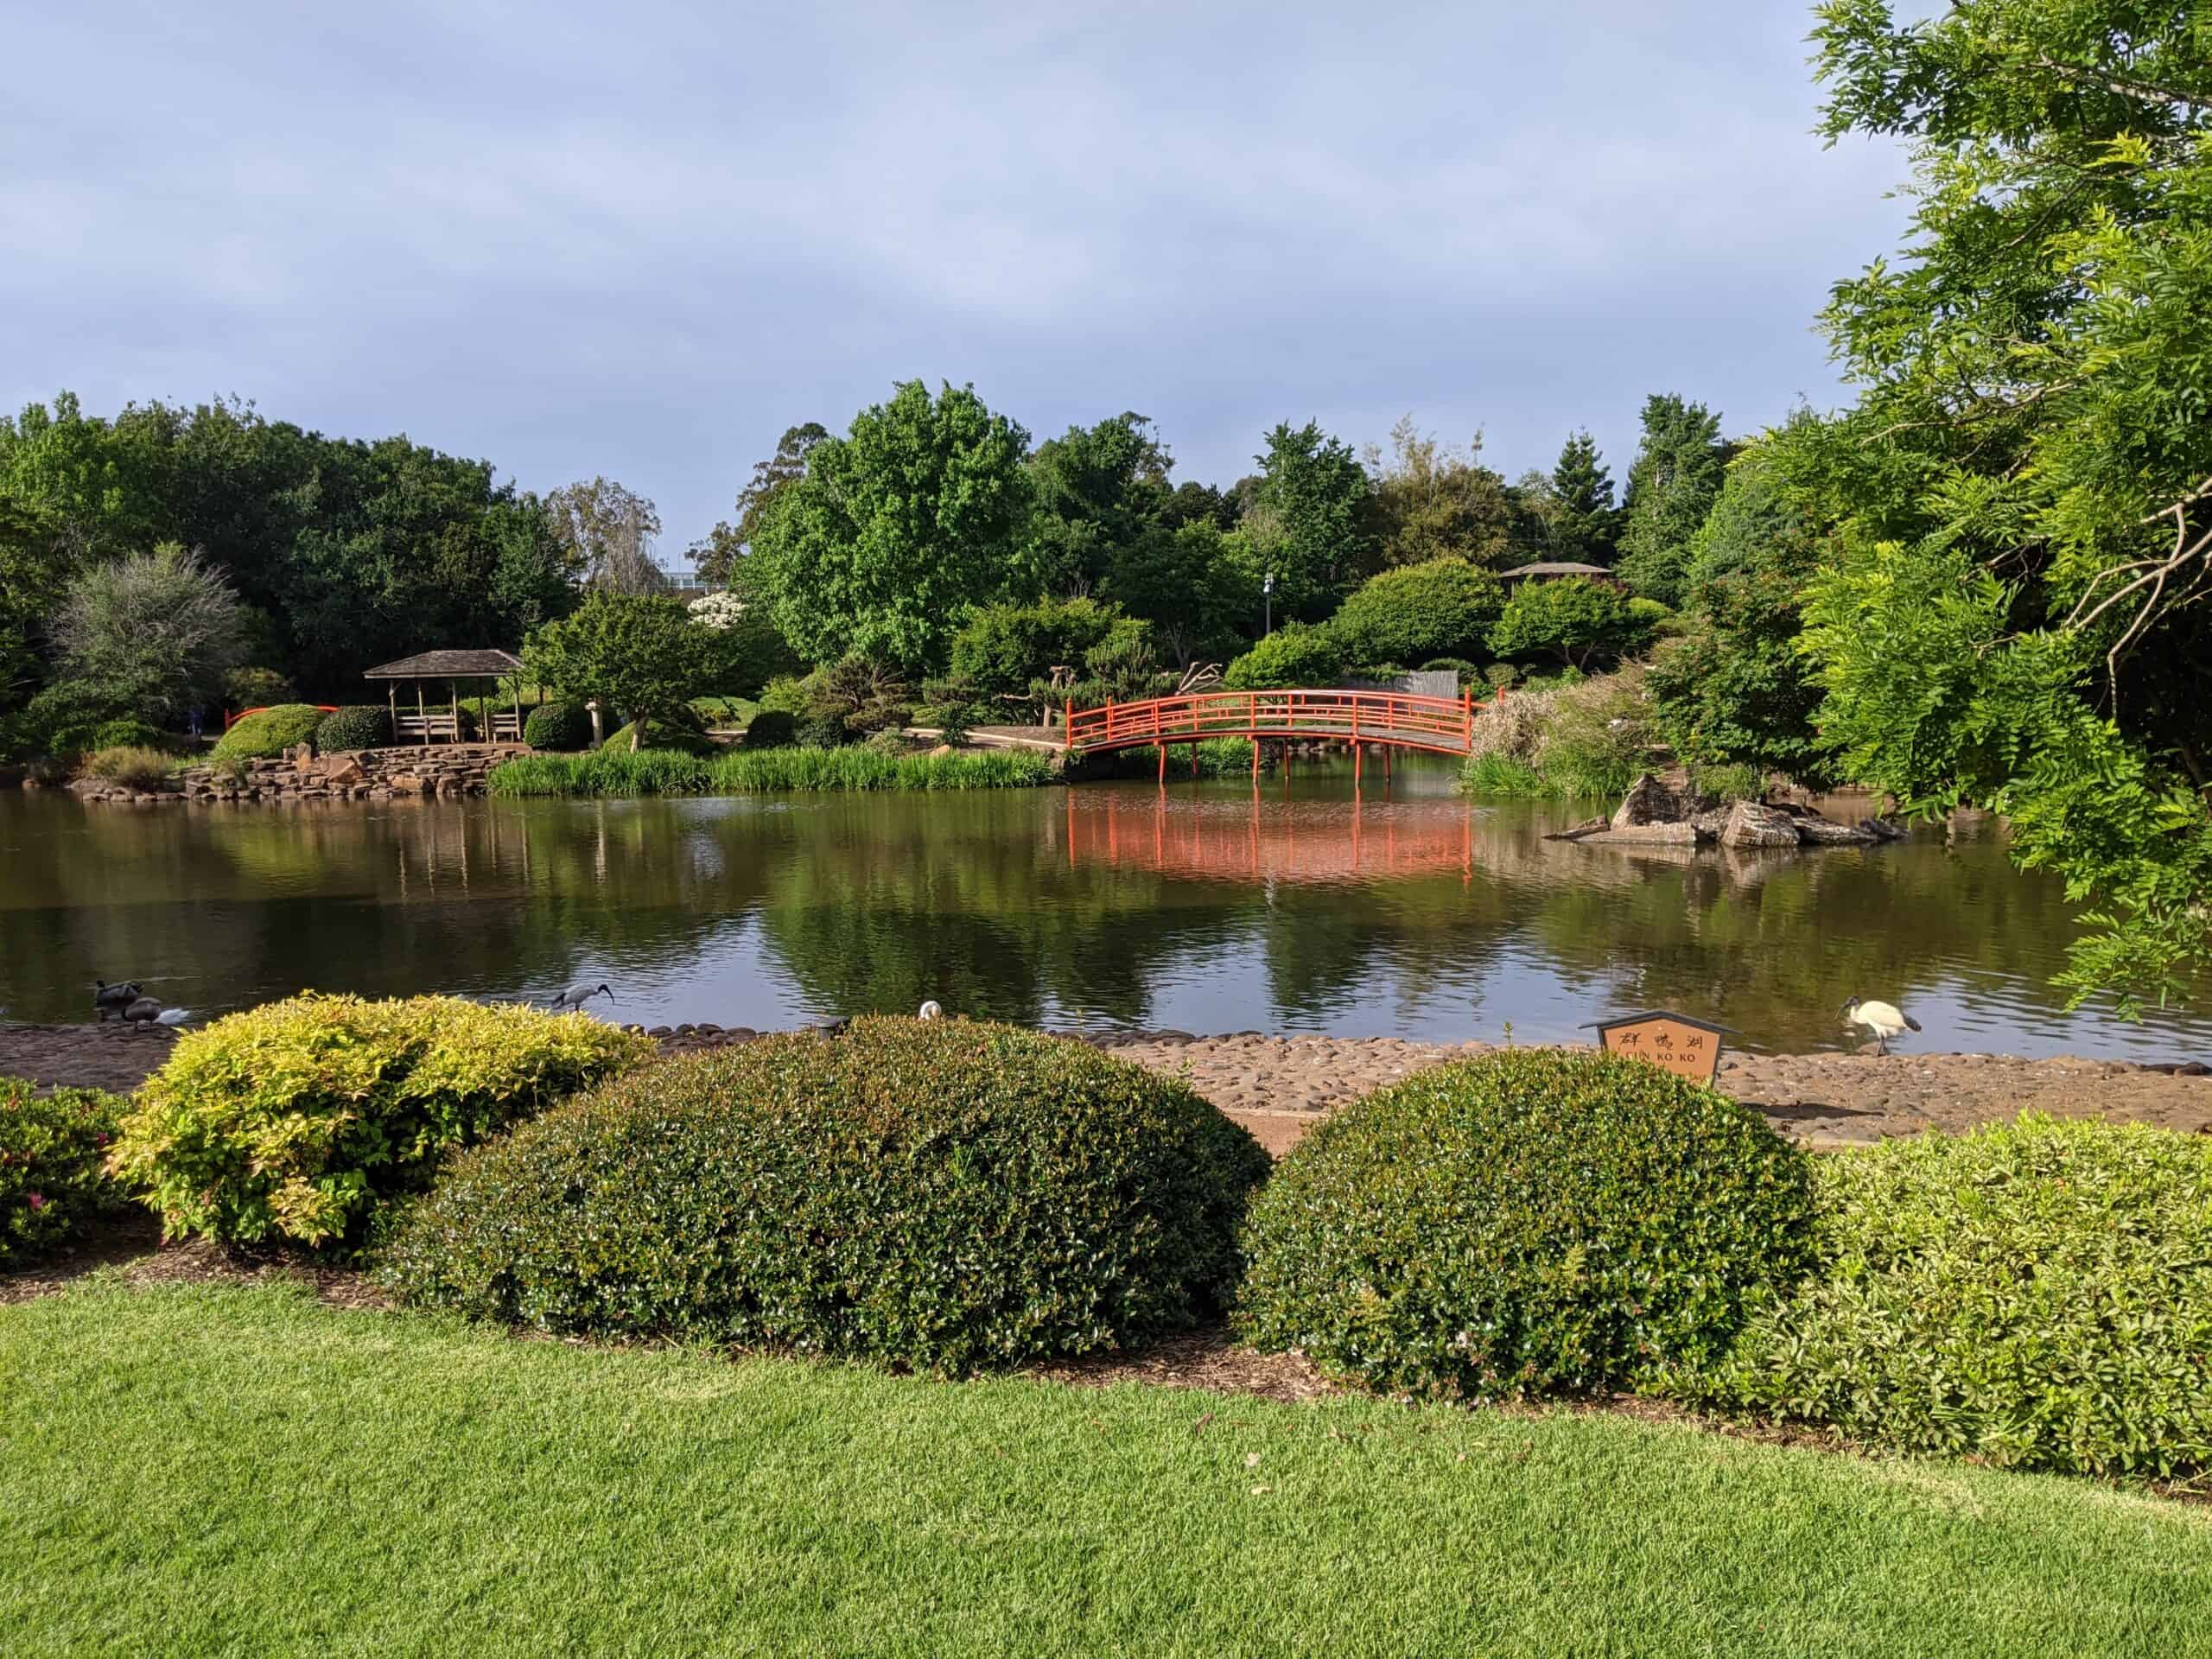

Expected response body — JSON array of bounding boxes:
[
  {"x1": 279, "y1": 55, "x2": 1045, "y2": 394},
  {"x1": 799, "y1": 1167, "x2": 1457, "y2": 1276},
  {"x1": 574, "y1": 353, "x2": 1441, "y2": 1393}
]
[
  {"x1": 378, "y1": 1018, "x2": 1272, "y2": 1373},
  {"x1": 523, "y1": 702, "x2": 594, "y2": 752},
  {"x1": 316, "y1": 705, "x2": 392, "y2": 750},
  {"x1": 1236, "y1": 1050, "x2": 1814, "y2": 1401},
  {"x1": 1666, "y1": 1116, "x2": 2212, "y2": 1479},
  {"x1": 741, "y1": 709, "x2": 798, "y2": 750}
]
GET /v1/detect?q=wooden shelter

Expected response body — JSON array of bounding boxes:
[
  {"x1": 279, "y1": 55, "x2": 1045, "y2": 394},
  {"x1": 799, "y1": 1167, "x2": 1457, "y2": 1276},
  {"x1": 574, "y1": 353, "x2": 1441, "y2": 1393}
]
[{"x1": 363, "y1": 649, "x2": 528, "y2": 744}]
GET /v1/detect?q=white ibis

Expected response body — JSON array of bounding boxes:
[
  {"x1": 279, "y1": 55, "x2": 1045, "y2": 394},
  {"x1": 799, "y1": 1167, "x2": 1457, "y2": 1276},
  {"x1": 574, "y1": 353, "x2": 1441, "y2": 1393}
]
[
  {"x1": 549, "y1": 983, "x2": 613, "y2": 1012},
  {"x1": 1841, "y1": 995, "x2": 1920, "y2": 1056},
  {"x1": 918, "y1": 1000, "x2": 944, "y2": 1021}
]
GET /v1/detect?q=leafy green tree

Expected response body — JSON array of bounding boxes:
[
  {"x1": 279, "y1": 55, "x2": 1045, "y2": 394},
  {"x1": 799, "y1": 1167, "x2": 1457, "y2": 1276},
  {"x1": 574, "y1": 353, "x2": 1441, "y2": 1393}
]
[
  {"x1": 1247, "y1": 422, "x2": 1375, "y2": 622},
  {"x1": 1363, "y1": 416, "x2": 1516, "y2": 568},
  {"x1": 543, "y1": 478, "x2": 664, "y2": 594},
  {"x1": 1789, "y1": 0, "x2": 2212, "y2": 1010},
  {"x1": 946, "y1": 598, "x2": 1133, "y2": 701},
  {"x1": 0, "y1": 493, "x2": 67, "y2": 709},
  {"x1": 1545, "y1": 430, "x2": 1618, "y2": 564},
  {"x1": 1617, "y1": 396, "x2": 1728, "y2": 605},
  {"x1": 1330, "y1": 558, "x2": 1503, "y2": 667},
  {"x1": 749, "y1": 381, "x2": 1033, "y2": 669},
  {"x1": 1098, "y1": 520, "x2": 1262, "y2": 669},
  {"x1": 1646, "y1": 447, "x2": 1832, "y2": 785},
  {"x1": 51, "y1": 543, "x2": 248, "y2": 722},
  {"x1": 0, "y1": 395, "x2": 577, "y2": 699},
  {"x1": 1487, "y1": 577, "x2": 1645, "y2": 671},
  {"x1": 523, "y1": 594, "x2": 714, "y2": 750},
  {"x1": 1025, "y1": 412, "x2": 1175, "y2": 596},
  {"x1": 694, "y1": 423, "x2": 830, "y2": 587},
  {"x1": 1221, "y1": 623, "x2": 1346, "y2": 690}
]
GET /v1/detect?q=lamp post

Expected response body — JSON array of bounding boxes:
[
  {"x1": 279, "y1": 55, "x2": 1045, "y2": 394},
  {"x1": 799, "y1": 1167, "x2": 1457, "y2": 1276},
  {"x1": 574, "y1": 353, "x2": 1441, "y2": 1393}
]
[{"x1": 1263, "y1": 571, "x2": 1274, "y2": 637}]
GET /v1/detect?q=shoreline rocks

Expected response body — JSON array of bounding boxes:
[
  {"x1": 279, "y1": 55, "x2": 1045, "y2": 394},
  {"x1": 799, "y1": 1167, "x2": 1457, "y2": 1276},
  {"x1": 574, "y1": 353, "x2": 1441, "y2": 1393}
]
[
  {"x1": 66, "y1": 742, "x2": 522, "y2": 806},
  {"x1": 1547, "y1": 773, "x2": 1905, "y2": 850}
]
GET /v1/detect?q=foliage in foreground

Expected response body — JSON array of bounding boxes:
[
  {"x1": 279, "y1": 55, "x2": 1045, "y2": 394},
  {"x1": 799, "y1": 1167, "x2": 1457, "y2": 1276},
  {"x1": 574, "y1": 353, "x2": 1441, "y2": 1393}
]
[
  {"x1": 1787, "y1": 3, "x2": 2212, "y2": 1011},
  {"x1": 487, "y1": 745, "x2": 1053, "y2": 797},
  {"x1": 381, "y1": 1020, "x2": 1273, "y2": 1372},
  {"x1": 1237, "y1": 1050, "x2": 1814, "y2": 1401},
  {"x1": 1, "y1": 1077, "x2": 127, "y2": 1267},
  {"x1": 1670, "y1": 1116, "x2": 2212, "y2": 1480},
  {"x1": 108, "y1": 995, "x2": 653, "y2": 1247}
]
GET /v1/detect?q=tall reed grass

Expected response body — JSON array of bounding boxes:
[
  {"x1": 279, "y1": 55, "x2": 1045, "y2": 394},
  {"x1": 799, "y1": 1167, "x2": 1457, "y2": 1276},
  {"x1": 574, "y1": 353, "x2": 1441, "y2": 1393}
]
[{"x1": 489, "y1": 746, "x2": 1054, "y2": 798}]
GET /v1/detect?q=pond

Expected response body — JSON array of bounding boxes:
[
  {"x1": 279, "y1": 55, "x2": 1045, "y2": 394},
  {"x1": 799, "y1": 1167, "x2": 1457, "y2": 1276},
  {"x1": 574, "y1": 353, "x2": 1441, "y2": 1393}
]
[{"x1": 3, "y1": 759, "x2": 2209, "y2": 1060}]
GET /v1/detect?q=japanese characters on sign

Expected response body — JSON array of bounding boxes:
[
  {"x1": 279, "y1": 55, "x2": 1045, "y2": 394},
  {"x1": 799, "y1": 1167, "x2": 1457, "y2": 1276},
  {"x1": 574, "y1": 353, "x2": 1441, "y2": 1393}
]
[{"x1": 1582, "y1": 1012, "x2": 1730, "y2": 1088}]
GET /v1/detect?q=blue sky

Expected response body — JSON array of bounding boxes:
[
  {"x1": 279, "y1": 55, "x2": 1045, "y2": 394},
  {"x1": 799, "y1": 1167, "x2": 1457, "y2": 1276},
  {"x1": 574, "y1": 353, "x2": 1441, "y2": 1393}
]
[{"x1": 3, "y1": 2, "x2": 1914, "y2": 556}]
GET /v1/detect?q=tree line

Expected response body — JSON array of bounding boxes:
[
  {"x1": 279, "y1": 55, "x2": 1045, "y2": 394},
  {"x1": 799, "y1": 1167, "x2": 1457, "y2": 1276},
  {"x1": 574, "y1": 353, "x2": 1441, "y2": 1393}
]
[{"x1": 5, "y1": 0, "x2": 2204, "y2": 1010}]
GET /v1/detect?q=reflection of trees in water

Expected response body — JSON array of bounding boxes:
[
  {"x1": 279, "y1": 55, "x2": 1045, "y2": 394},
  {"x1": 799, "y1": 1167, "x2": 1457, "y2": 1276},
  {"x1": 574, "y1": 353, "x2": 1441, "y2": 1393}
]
[{"x1": 2, "y1": 787, "x2": 2202, "y2": 1047}]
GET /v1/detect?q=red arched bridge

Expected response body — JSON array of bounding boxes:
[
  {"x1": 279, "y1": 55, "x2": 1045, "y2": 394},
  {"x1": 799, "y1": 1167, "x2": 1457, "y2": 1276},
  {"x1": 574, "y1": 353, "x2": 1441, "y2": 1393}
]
[{"x1": 1064, "y1": 687, "x2": 1498, "y2": 782}]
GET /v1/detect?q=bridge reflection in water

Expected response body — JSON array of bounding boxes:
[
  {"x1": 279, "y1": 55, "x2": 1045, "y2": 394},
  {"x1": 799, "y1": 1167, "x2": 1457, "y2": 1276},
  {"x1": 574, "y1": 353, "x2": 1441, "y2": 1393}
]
[{"x1": 1064, "y1": 789, "x2": 1475, "y2": 886}]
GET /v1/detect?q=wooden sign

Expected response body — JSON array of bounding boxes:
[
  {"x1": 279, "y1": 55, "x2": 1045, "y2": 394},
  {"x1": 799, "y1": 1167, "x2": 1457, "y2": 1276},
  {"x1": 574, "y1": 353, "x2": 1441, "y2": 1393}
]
[{"x1": 1580, "y1": 1010, "x2": 1732, "y2": 1088}]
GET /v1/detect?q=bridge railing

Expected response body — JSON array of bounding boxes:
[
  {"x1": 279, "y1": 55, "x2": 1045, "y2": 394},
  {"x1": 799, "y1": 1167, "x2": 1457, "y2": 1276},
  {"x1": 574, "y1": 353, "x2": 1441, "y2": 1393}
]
[{"x1": 1064, "y1": 688, "x2": 1491, "y2": 756}]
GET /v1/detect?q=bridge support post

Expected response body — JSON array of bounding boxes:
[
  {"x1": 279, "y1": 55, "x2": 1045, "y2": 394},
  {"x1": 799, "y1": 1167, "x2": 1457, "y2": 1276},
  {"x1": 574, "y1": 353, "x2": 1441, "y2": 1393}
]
[
  {"x1": 1353, "y1": 741, "x2": 1363, "y2": 791},
  {"x1": 1192, "y1": 741, "x2": 1199, "y2": 779},
  {"x1": 1250, "y1": 737, "x2": 1260, "y2": 784},
  {"x1": 1157, "y1": 741, "x2": 1166, "y2": 785}
]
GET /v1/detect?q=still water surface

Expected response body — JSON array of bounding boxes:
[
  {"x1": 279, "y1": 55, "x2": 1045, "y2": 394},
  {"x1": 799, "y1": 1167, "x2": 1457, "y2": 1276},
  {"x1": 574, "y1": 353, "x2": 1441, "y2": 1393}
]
[{"x1": 3, "y1": 760, "x2": 2208, "y2": 1058}]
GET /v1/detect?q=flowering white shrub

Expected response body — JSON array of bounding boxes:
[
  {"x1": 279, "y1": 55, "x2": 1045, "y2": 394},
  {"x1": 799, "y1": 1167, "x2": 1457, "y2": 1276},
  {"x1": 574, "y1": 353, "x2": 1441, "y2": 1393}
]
[{"x1": 687, "y1": 592, "x2": 747, "y2": 632}]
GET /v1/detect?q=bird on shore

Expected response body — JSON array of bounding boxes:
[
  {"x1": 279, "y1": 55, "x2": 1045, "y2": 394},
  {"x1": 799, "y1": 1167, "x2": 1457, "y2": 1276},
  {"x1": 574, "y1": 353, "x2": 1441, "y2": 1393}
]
[
  {"x1": 121, "y1": 996, "x2": 188, "y2": 1026},
  {"x1": 1841, "y1": 995, "x2": 1920, "y2": 1056},
  {"x1": 92, "y1": 979, "x2": 141, "y2": 1020},
  {"x1": 918, "y1": 1000, "x2": 944, "y2": 1021},
  {"x1": 548, "y1": 982, "x2": 613, "y2": 1012}
]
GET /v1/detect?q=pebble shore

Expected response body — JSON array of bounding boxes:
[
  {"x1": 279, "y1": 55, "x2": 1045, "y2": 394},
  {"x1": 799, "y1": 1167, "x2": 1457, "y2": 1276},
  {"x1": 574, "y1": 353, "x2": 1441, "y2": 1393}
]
[{"x1": 8, "y1": 1020, "x2": 2208, "y2": 1160}]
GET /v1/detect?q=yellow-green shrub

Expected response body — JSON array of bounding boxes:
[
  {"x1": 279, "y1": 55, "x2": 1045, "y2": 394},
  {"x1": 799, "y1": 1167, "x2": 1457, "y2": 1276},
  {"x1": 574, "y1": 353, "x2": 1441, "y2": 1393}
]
[
  {"x1": 211, "y1": 703, "x2": 327, "y2": 760},
  {"x1": 109, "y1": 994, "x2": 654, "y2": 1247}
]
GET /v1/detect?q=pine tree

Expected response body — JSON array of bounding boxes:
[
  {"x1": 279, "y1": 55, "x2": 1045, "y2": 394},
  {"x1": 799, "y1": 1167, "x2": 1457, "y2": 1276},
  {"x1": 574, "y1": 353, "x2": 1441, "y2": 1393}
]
[
  {"x1": 1546, "y1": 430, "x2": 1617, "y2": 564},
  {"x1": 1616, "y1": 395, "x2": 1727, "y2": 606}
]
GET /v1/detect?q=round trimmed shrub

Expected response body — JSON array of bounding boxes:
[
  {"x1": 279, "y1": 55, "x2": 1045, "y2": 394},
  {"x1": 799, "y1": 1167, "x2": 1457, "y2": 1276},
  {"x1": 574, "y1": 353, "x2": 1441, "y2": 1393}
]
[
  {"x1": 1222, "y1": 623, "x2": 1345, "y2": 691},
  {"x1": 795, "y1": 710, "x2": 849, "y2": 749},
  {"x1": 211, "y1": 702, "x2": 327, "y2": 760},
  {"x1": 523, "y1": 701, "x2": 594, "y2": 752},
  {"x1": 1332, "y1": 559, "x2": 1504, "y2": 667},
  {"x1": 1669, "y1": 1116, "x2": 2212, "y2": 1478},
  {"x1": 741, "y1": 709, "x2": 798, "y2": 749},
  {"x1": 1236, "y1": 1050, "x2": 1814, "y2": 1401},
  {"x1": 315, "y1": 705, "x2": 392, "y2": 751},
  {"x1": 378, "y1": 1018, "x2": 1273, "y2": 1373},
  {"x1": 109, "y1": 994, "x2": 654, "y2": 1247}
]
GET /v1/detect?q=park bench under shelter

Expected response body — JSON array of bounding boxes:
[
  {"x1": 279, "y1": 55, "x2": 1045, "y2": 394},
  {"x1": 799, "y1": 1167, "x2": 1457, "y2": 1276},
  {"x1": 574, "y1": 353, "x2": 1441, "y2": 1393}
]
[{"x1": 364, "y1": 649, "x2": 529, "y2": 744}]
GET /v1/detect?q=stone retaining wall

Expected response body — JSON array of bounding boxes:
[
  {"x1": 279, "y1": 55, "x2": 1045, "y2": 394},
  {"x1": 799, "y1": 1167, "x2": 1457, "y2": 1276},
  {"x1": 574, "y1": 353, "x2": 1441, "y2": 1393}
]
[{"x1": 67, "y1": 743, "x2": 523, "y2": 805}]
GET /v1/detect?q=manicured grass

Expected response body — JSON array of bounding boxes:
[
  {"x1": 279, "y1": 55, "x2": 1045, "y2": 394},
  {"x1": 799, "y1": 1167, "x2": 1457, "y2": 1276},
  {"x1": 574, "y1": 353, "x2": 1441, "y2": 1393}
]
[
  {"x1": 5, "y1": 1282, "x2": 2208, "y2": 1656},
  {"x1": 488, "y1": 745, "x2": 1054, "y2": 797}
]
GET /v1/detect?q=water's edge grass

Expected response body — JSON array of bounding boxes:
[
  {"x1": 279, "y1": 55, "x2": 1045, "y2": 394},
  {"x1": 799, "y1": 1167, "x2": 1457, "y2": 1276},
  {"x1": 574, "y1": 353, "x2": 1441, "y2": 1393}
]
[{"x1": 490, "y1": 746, "x2": 1057, "y2": 797}]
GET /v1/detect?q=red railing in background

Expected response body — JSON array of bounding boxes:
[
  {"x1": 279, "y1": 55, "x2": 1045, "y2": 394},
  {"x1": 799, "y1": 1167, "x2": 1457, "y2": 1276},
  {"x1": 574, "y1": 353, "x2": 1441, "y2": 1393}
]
[
  {"x1": 222, "y1": 703, "x2": 338, "y2": 732},
  {"x1": 1063, "y1": 687, "x2": 1497, "y2": 760}
]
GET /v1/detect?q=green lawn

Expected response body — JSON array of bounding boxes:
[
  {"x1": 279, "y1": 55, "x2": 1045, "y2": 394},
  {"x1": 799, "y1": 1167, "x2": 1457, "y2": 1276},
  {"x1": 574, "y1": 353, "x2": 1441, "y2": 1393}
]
[{"x1": 4, "y1": 1282, "x2": 2207, "y2": 1657}]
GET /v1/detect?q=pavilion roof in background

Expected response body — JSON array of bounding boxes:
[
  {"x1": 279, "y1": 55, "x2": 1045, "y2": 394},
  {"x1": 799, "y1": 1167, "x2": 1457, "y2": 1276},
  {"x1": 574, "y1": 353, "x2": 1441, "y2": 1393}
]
[
  {"x1": 1496, "y1": 561, "x2": 1615, "y2": 582},
  {"x1": 363, "y1": 649, "x2": 524, "y2": 680}
]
